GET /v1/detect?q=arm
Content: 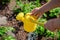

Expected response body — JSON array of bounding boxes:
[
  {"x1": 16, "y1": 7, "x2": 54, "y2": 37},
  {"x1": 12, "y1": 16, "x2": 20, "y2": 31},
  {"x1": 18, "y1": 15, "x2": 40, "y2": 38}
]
[
  {"x1": 31, "y1": 0, "x2": 60, "y2": 18},
  {"x1": 39, "y1": 0, "x2": 60, "y2": 14}
]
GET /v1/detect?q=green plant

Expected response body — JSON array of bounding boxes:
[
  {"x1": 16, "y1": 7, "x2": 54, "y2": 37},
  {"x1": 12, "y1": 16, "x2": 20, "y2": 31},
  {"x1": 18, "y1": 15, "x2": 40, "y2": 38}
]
[
  {"x1": 35, "y1": 26, "x2": 45, "y2": 35},
  {"x1": 49, "y1": 7, "x2": 60, "y2": 17},
  {"x1": 35, "y1": 18, "x2": 60, "y2": 39},
  {"x1": 0, "y1": 26, "x2": 16, "y2": 40},
  {"x1": 16, "y1": 0, "x2": 41, "y2": 14},
  {"x1": 0, "y1": 26, "x2": 14, "y2": 36},
  {"x1": 2, "y1": 35, "x2": 16, "y2": 40},
  {"x1": 35, "y1": 18, "x2": 55, "y2": 38},
  {"x1": 35, "y1": 25, "x2": 55, "y2": 38},
  {"x1": 35, "y1": 19, "x2": 46, "y2": 35},
  {"x1": 45, "y1": 30, "x2": 55, "y2": 38},
  {"x1": 57, "y1": 30, "x2": 60, "y2": 40}
]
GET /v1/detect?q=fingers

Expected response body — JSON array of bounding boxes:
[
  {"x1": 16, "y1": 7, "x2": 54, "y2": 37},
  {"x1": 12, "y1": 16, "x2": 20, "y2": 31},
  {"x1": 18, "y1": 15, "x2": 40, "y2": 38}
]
[
  {"x1": 31, "y1": 9, "x2": 37, "y2": 15},
  {"x1": 31, "y1": 8, "x2": 39, "y2": 15},
  {"x1": 31, "y1": 8, "x2": 40, "y2": 19},
  {"x1": 31, "y1": 10, "x2": 37, "y2": 16}
]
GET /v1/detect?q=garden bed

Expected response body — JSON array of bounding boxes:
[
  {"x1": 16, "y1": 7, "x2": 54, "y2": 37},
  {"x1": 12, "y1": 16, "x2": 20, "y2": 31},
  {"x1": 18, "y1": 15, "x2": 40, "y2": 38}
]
[{"x1": 0, "y1": 0, "x2": 60, "y2": 40}]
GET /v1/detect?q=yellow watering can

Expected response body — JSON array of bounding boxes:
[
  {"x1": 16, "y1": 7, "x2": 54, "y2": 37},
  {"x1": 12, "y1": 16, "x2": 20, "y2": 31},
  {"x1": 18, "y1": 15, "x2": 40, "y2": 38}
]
[{"x1": 16, "y1": 12, "x2": 45, "y2": 32}]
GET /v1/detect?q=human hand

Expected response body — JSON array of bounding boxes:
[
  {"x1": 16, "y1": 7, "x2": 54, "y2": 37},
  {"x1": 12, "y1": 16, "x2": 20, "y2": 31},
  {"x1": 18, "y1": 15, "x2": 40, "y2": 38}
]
[{"x1": 31, "y1": 8, "x2": 43, "y2": 19}]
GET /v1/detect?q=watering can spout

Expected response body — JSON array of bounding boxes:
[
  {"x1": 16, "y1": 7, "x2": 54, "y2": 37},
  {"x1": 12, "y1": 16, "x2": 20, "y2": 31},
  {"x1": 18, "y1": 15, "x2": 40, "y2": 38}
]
[{"x1": 16, "y1": 12, "x2": 24, "y2": 21}]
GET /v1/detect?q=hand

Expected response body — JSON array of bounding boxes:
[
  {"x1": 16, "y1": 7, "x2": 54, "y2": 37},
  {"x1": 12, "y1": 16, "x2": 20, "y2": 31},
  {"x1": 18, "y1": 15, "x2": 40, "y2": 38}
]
[{"x1": 31, "y1": 8, "x2": 43, "y2": 19}]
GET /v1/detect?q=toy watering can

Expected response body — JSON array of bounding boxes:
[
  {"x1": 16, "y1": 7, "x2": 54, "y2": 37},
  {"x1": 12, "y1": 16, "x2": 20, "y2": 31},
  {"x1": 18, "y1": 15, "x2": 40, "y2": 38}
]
[{"x1": 16, "y1": 12, "x2": 45, "y2": 32}]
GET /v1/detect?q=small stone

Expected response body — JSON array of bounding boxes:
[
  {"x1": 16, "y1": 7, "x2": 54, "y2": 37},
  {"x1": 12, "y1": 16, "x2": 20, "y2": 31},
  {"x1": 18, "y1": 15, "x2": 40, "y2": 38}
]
[{"x1": 0, "y1": 15, "x2": 7, "y2": 25}]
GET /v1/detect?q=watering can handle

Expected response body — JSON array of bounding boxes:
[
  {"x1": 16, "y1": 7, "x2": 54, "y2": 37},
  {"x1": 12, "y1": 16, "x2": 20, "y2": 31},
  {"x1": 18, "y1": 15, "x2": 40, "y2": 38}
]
[
  {"x1": 29, "y1": 18, "x2": 45, "y2": 26},
  {"x1": 33, "y1": 21, "x2": 45, "y2": 26}
]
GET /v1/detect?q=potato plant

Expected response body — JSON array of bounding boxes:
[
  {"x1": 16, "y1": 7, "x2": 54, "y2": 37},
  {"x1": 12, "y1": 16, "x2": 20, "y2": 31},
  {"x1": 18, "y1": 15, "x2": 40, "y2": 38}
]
[
  {"x1": 16, "y1": 0, "x2": 41, "y2": 14},
  {"x1": 0, "y1": 26, "x2": 16, "y2": 40}
]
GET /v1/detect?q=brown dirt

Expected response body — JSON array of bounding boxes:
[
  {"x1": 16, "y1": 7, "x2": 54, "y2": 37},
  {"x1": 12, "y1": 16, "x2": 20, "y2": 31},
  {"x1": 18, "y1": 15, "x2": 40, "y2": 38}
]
[{"x1": 0, "y1": 0, "x2": 28, "y2": 40}]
